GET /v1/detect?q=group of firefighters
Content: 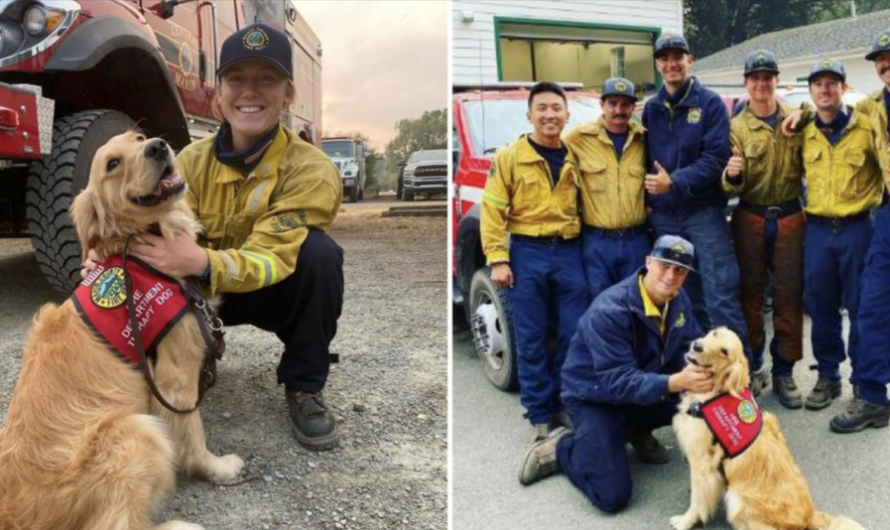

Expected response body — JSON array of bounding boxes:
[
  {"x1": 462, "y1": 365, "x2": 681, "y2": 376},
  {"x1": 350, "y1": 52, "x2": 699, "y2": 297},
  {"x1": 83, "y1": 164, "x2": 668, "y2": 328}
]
[{"x1": 480, "y1": 29, "x2": 890, "y2": 512}]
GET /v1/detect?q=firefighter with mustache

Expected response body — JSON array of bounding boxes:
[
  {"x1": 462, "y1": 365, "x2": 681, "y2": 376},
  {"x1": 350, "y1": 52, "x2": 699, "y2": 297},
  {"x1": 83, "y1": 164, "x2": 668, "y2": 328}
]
[{"x1": 565, "y1": 78, "x2": 650, "y2": 303}]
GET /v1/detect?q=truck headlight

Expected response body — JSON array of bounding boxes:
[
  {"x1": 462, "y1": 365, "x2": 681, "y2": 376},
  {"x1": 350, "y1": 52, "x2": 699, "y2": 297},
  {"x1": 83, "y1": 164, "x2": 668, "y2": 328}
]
[{"x1": 0, "y1": 1, "x2": 80, "y2": 66}]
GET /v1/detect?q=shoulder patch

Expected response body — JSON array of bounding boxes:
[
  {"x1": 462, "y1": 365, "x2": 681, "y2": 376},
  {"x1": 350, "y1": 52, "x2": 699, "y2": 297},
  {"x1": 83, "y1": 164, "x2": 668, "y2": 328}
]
[{"x1": 271, "y1": 211, "x2": 307, "y2": 233}]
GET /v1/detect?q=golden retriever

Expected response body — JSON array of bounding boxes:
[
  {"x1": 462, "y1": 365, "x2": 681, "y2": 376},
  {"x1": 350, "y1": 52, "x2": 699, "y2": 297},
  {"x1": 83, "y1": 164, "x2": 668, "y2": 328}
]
[
  {"x1": 671, "y1": 327, "x2": 867, "y2": 530},
  {"x1": 0, "y1": 132, "x2": 243, "y2": 530}
]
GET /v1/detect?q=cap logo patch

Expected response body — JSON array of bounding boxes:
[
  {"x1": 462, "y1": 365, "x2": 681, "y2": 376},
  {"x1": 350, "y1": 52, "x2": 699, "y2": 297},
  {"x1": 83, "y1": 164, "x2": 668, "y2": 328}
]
[
  {"x1": 820, "y1": 58, "x2": 834, "y2": 69},
  {"x1": 244, "y1": 28, "x2": 269, "y2": 51},
  {"x1": 671, "y1": 242, "x2": 686, "y2": 253},
  {"x1": 615, "y1": 82, "x2": 627, "y2": 92},
  {"x1": 881, "y1": 34, "x2": 890, "y2": 47},
  {"x1": 756, "y1": 53, "x2": 767, "y2": 66},
  {"x1": 687, "y1": 108, "x2": 702, "y2": 124}
]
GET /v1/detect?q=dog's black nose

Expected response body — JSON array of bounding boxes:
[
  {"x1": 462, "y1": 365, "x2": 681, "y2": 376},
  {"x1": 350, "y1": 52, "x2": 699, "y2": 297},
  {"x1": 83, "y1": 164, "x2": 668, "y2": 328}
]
[
  {"x1": 693, "y1": 341, "x2": 703, "y2": 353},
  {"x1": 144, "y1": 138, "x2": 168, "y2": 161}
]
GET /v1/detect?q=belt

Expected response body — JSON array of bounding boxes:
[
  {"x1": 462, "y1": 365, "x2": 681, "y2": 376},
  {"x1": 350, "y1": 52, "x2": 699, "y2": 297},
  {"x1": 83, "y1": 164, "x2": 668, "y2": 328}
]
[
  {"x1": 737, "y1": 199, "x2": 802, "y2": 220},
  {"x1": 806, "y1": 211, "x2": 870, "y2": 228},
  {"x1": 583, "y1": 224, "x2": 648, "y2": 239},
  {"x1": 511, "y1": 234, "x2": 580, "y2": 246}
]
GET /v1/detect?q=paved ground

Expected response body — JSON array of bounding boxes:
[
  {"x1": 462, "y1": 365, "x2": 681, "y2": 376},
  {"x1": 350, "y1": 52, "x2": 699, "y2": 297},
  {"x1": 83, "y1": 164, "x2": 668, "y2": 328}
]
[
  {"x1": 0, "y1": 200, "x2": 448, "y2": 530},
  {"x1": 453, "y1": 309, "x2": 889, "y2": 530}
]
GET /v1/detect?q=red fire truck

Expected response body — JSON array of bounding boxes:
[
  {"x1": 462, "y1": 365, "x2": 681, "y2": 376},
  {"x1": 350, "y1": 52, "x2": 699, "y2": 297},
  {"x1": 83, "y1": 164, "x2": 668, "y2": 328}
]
[
  {"x1": 452, "y1": 84, "x2": 602, "y2": 390},
  {"x1": 0, "y1": 0, "x2": 322, "y2": 293}
]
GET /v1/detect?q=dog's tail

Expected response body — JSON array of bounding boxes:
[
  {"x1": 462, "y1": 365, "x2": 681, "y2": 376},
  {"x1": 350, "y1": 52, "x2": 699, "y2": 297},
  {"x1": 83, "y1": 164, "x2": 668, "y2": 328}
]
[{"x1": 811, "y1": 510, "x2": 869, "y2": 530}]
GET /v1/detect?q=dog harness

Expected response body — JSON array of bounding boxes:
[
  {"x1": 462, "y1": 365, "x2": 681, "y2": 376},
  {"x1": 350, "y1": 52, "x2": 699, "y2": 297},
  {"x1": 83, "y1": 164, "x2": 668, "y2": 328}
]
[
  {"x1": 72, "y1": 255, "x2": 189, "y2": 365},
  {"x1": 687, "y1": 389, "x2": 763, "y2": 458}
]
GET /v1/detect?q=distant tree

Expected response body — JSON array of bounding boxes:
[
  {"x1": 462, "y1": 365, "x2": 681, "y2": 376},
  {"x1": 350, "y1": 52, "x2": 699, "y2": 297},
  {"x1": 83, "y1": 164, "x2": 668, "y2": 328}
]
[
  {"x1": 384, "y1": 109, "x2": 447, "y2": 174},
  {"x1": 685, "y1": 0, "x2": 890, "y2": 59}
]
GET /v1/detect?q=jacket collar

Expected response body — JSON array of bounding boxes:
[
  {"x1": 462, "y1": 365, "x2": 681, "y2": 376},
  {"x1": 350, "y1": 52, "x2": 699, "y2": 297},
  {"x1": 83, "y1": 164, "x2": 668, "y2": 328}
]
[
  {"x1": 804, "y1": 105, "x2": 863, "y2": 140},
  {"x1": 653, "y1": 77, "x2": 700, "y2": 108},
  {"x1": 738, "y1": 100, "x2": 791, "y2": 131},
  {"x1": 515, "y1": 133, "x2": 578, "y2": 168},
  {"x1": 215, "y1": 126, "x2": 287, "y2": 184}
]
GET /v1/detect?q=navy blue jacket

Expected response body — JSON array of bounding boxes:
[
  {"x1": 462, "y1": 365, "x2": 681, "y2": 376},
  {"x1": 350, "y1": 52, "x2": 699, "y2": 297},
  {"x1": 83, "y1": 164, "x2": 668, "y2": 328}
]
[
  {"x1": 561, "y1": 270, "x2": 702, "y2": 405},
  {"x1": 642, "y1": 77, "x2": 730, "y2": 212}
]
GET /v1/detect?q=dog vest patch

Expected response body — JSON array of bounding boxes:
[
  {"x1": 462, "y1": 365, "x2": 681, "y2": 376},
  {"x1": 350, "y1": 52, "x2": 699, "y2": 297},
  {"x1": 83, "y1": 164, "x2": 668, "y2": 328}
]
[
  {"x1": 691, "y1": 389, "x2": 762, "y2": 458},
  {"x1": 72, "y1": 255, "x2": 189, "y2": 365}
]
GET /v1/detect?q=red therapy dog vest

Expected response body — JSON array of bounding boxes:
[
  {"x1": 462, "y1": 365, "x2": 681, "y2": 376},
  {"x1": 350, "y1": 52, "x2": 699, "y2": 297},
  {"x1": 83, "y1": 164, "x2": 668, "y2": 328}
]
[
  {"x1": 696, "y1": 389, "x2": 763, "y2": 458},
  {"x1": 72, "y1": 255, "x2": 189, "y2": 365}
]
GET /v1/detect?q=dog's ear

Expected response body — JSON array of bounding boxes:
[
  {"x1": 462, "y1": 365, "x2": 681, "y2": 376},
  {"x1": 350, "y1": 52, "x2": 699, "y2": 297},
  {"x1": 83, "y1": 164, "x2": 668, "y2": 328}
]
[
  {"x1": 70, "y1": 188, "x2": 108, "y2": 260},
  {"x1": 718, "y1": 358, "x2": 750, "y2": 397}
]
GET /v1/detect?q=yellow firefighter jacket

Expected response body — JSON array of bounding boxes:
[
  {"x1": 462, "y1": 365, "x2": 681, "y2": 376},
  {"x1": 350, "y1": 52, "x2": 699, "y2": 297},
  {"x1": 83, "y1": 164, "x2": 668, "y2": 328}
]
[
  {"x1": 802, "y1": 109, "x2": 882, "y2": 218},
  {"x1": 481, "y1": 134, "x2": 581, "y2": 264},
  {"x1": 565, "y1": 119, "x2": 647, "y2": 229},
  {"x1": 723, "y1": 101, "x2": 805, "y2": 205},
  {"x1": 178, "y1": 126, "x2": 342, "y2": 295}
]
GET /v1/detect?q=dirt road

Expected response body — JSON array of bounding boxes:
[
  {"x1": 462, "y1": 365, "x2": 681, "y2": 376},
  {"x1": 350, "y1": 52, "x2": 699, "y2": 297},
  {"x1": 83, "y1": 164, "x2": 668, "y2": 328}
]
[{"x1": 0, "y1": 200, "x2": 448, "y2": 530}]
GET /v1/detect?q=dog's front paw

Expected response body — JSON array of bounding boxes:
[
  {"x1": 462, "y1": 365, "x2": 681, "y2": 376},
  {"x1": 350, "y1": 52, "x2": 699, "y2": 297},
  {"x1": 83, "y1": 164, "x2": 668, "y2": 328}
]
[
  {"x1": 669, "y1": 513, "x2": 697, "y2": 530},
  {"x1": 206, "y1": 453, "x2": 245, "y2": 483}
]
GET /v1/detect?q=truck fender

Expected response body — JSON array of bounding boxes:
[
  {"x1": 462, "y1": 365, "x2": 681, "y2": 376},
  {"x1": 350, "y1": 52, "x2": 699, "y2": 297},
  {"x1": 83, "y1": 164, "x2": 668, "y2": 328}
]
[
  {"x1": 456, "y1": 202, "x2": 483, "y2": 296},
  {"x1": 44, "y1": 17, "x2": 188, "y2": 147}
]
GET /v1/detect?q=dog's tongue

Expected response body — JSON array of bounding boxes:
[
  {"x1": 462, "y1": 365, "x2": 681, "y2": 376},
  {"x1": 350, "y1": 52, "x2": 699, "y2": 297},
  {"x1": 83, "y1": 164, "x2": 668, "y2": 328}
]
[{"x1": 153, "y1": 173, "x2": 183, "y2": 196}]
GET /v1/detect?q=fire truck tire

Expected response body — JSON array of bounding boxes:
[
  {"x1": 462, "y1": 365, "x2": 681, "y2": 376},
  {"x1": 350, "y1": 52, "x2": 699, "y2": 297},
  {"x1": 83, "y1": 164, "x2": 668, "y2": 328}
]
[
  {"x1": 468, "y1": 267, "x2": 518, "y2": 391},
  {"x1": 26, "y1": 110, "x2": 136, "y2": 294},
  {"x1": 348, "y1": 184, "x2": 358, "y2": 203}
]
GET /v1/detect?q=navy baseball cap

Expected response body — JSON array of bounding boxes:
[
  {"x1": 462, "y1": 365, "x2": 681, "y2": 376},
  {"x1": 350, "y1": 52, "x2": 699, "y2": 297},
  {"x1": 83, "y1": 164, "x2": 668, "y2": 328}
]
[
  {"x1": 601, "y1": 77, "x2": 637, "y2": 102},
  {"x1": 654, "y1": 33, "x2": 690, "y2": 58},
  {"x1": 866, "y1": 28, "x2": 890, "y2": 61},
  {"x1": 217, "y1": 23, "x2": 293, "y2": 80},
  {"x1": 808, "y1": 57, "x2": 846, "y2": 83},
  {"x1": 650, "y1": 235, "x2": 696, "y2": 271},
  {"x1": 744, "y1": 50, "x2": 779, "y2": 76}
]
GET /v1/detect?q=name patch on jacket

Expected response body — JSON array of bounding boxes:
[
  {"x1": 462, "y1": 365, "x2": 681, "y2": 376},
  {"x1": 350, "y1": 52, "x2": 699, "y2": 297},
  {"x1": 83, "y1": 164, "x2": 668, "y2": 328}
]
[
  {"x1": 691, "y1": 388, "x2": 762, "y2": 458},
  {"x1": 72, "y1": 255, "x2": 189, "y2": 365}
]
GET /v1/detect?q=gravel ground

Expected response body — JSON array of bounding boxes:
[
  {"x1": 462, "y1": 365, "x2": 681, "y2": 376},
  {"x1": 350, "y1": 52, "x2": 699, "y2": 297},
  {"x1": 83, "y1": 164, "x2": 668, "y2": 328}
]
[{"x1": 0, "y1": 201, "x2": 447, "y2": 530}]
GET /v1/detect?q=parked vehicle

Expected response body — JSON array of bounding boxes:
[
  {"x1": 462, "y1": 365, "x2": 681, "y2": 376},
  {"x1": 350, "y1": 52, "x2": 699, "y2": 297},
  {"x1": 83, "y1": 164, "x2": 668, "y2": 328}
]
[
  {"x1": 0, "y1": 0, "x2": 322, "y2": 293},
  {"x1": 400, "y1": 149, "x2": 447, "y2": 201},
  {"x1": 452, "y1": 84, "x2": 602, "y2": 390},
  {"x1": 322, "y1": 137, "x2": 367, "y2": 202}
]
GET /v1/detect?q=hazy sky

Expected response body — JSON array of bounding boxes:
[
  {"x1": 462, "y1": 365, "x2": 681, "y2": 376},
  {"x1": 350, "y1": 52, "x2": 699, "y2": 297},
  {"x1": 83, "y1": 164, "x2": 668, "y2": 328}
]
[{"x1": 297, "y1": 1, "x2": 448, "y2": 151}]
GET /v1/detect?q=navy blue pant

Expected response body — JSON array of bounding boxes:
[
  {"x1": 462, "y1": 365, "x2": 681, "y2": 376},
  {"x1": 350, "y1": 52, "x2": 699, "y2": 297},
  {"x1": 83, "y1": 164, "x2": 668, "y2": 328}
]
[
  {"x1": 853, "y1": 205, "x2": 890, "y2": 406},
  {"x1": 649, "y1": 206, "x2": 754, "y2": 366},
  {"x1": 556, "y1": 398, "x2": 677, "y2": 513},
  {"x1": 218, "y1": 230, "x2": 344, "y2": 393},
  {"x1": 581, "y1": 228, "x2": 650, "y2": 302},
  {"x1": 508, "y1": 237, "x2": 589, "y2": 425},
  {"x1": 804, "y1": 215, "x2": 872, "y2": 380}
]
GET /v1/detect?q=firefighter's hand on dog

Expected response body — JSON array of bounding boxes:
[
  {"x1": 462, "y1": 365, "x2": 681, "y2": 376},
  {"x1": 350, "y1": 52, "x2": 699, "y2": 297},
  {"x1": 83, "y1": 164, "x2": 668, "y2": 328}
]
[
  {"x1": 490, "y1": 262, "x2": 514, "y2": 289},
  {"x1": 80, "y1": 249, "x2": 101, "y2": 278},
  {"x1": 726, "y1": 146, "x2": 745, "y2": 178},
  {"x1": 645, "y1": 161, "x2": 672, "y2": 195},
  {"x1": 129, "y1": 231, "x2": 209, "y2": 279},
  {"x1": 668, "y1": 364, "x2": 714, "y2": 394}
]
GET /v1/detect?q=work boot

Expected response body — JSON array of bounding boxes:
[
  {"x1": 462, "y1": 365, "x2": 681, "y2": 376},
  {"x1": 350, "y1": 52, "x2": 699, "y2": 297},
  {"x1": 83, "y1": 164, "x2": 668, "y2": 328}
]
[
  {"x1": 531, "y1": 423, "x2": 551, "y2": 442},
  {"x1": 804, "y1": 377, "x2": 842, "y2": 411},
  {"x1": 772, "y1": 375, "x2": 803, "y2": 409},
  {"x1": 830, "y1": 398, "x2": 890, "y2": 433},
  {"x1": 750, "y1": 366, "x2": 769, "y2": 397},
  {"x1": 285, "y1": 389, "x2": 341, "y2": 450},
  {"x1": 551, "y1": 410, "x2": 573, "y2": 430},
  {"x1": 519, "y1": 427, "x2": 570, "y2": 486},
  {"x1": 628, "y1": 430, "x2": 670, "y2": 465}
]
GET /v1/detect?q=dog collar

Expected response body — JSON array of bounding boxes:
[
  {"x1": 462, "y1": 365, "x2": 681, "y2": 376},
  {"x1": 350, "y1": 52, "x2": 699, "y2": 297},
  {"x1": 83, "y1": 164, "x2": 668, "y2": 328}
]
[{"x1": 686, "y1": 388, "x2": 763, "y2": 459}]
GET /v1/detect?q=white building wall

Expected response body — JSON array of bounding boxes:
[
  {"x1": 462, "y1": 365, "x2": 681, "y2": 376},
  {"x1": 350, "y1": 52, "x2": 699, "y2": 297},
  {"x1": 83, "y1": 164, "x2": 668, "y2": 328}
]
[{"x1": 453, "y1": 0, "x2": 684, "y2": 85}]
